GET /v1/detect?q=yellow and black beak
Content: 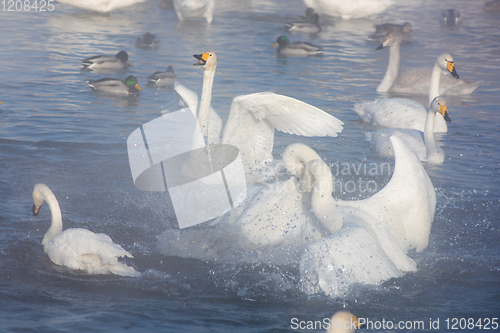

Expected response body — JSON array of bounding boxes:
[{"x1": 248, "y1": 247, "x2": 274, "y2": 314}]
[
  {"x1": 271, "y1": 42, "x2": 279, "y2": 48},
  {"x1": 32, "y1": 204, "x2": 40, "y2": 216},
  {"x1": 193, "y1": 53, "x2": 210, "y2": 66},
  {"x1": 135, "y1": 83, "x2": 142, "y2": 91},
  {"x1": 447, "y1": 60, "x2": 459, "y2": 79},
  {"x1": 440, "y1": 104, "x2": 452, "y2": 123}
]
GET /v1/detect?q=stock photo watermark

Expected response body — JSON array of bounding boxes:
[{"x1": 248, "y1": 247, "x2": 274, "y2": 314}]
[
  {"x1": 1, "y1": 0, "x2": 55, "y2": 11},
  {"x1": 291, "y1": 317, "x2": 499, "y2": 331},
  {"x1": 264, "y1": 160, "x2": 391, "y2": 195}
]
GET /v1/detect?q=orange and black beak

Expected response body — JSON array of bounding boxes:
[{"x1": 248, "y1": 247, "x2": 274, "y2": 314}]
[
  {"x1": 32, "y1": 204, "x2": 40, "y2": 216},
  {"x1": 440, "y1": 104, "x2": 452, "y2": 123},
  {"x1": 193, "y1": 53, "x2": 209, "y2": 66},
  {"x1": 446, "y1": 60, "x2": 459, "y2": 79}
]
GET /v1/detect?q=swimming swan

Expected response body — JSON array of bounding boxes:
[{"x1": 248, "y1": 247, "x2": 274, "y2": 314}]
[
  {"x1": 367, "y1": 96, "x2": 451, "y2": 164},
  {"x1": 177, "y1": 51, "x2": 343, "y2": 184},
  {"x1": 32, "y1": 183, "x2": 140, "y2": 277},
  {"x1": 174, "y1": 0, "x2": 215, "y2": 23},
  {"x1": 303, "y1": 0, "x2": 393, "y2": 20},
  {"x1": 57, "y1": 0, "x2": 146, "y2": 13},
  {"x1": 355, "y1": 50, "x2": 459, "y2": 133},
  {"x1": 376, "y1": 31, "x2": 480, "y2": 96},
  {"x1": 286, "y1": 137, "x2": 435, "y2": 255},
  {"x1": 292, "y1": 137, "x2": 435, "y2": 295}
]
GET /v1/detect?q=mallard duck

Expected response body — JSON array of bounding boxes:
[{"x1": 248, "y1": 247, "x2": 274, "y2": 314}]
[
  {"x1": 285, "y1": 13, "x2": 321, "y2": 34},
  {"x1": 271, "y1": 36, "x2": 323, "y2": 56},
  {"x1": 82, "y1": 51, "x2": 131, "y2": 71},
  {"x1": 88, "y1": 76, "x2": 142, "y2": 96},
  {"x1": 147, "y1": 66, "x2": 177, "y2": 87},
  {"x1": 285, "y1": 7, "x2": 316, "y2": 23},
  {"x1": 442, "y1": 9, "x2": 461, "y2": 25},
  {"x1": 135, "y1": 32, "x2": 160, "y2": 50}
]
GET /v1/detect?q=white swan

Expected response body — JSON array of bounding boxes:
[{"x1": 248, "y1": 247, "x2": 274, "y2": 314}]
[
  {"x1": 177, "y1": 51, "x2": 344, "y2": 184},
  {"x1": 367, "y1": 96, "x2": 451, "y2": 164},
  {"x1": 326, "y1": 312, "x2": 361, "y2": 333},
  {"x1": 32, "y1": 184, "x2": 140, "y2": 277},
  {"x1": 375, "y1": 31, "x2": 480, "y2": 95},
  {"x1": 355, "y1": 44, "x2": 459, "y2": 133},
  {"x1": 157, "y1": 142, "x2": 329, "y2": 262},
  {"x1": 287, "y1": 137, "x2": 435, "y2": 255},
  {"x1": 56, "y1": 0, "x2": 146, "y2": 13},
  {"x1": 291, "y1": 137, "x2": 435, "y2": 295},
  {"x1": 303, "y1": 0, "x2": 393, "y2": 20},
  {"x1": 173, "y1": 0, "x2": 215, "y2": 23}
]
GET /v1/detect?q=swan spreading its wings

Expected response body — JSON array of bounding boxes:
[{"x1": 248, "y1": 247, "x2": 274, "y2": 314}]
[{"x1": 175, "y1": 51, "x2": 343, "y2": 184}]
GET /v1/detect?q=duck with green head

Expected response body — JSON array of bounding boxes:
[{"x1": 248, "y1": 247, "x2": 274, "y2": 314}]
[
  {"x1": 271, "y1": 35, "x2": 323, "y2": 56},
  {"x1": 88, "y1": 75, "x2": 142, "y2": 96}
]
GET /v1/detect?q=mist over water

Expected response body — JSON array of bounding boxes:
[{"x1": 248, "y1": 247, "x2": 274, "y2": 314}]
[{"x1": 0, "y1": 0, "x2": 499, "y2": 331}]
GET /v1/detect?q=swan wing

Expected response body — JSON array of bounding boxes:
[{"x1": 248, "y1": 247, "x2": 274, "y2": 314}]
[
  {"x1": 45, "y1": 228, "x2": 140, "y2": 276},
  {"x1": 222, "y1": 92, "x2": 343, "y2": 174},
  {"x1": 354, "y1": 97, "x2": 448, "y2": 133},
  {"x1": 368, "y1": 128, "x2": 427, "y2": 160},
  {"x1": 352, "y1": 135, "x2": 435, "y2": 252}
]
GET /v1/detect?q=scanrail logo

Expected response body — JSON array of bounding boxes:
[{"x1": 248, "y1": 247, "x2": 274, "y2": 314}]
[{"x1": 127, "y1": 108, "x2": 247, "y2": 229}]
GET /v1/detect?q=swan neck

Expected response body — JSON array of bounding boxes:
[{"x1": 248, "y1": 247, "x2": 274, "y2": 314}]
[
  {"x1": 377, "y1": 43, "x2": 400, "y2": 92},
  {"x1": 428, "y1": 64, "x2": 442, "y2": 106},
  {"x1": 41, "y1": 190, "x2": 63, "y2": 245},
  {"x1": 198, "y1": 66, "x2": 216, "y2": 141},
  {"x1": 310, "y1": 168, "x2": 343, "y2": 234},
  {"x1": 424, "y1": 108, "x2": 438, "y2": 160}
]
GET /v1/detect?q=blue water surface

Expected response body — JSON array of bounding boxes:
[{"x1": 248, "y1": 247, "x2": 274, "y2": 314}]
[{"x1": 0, "y1": 0, "x2": 499, "y2": 331}]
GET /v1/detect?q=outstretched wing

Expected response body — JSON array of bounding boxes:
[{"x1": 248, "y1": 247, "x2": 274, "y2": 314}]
[{"x1": 222, "y1": 92, "x2": 343, "y2": 177}]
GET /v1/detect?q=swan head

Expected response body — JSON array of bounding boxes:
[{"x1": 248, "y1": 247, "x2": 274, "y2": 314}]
[
  {"x1": 376, "y1": 31, "x2": 402, "y2": 50},
  {"x1": 437, "y1": 53, "x2": 459, "y2": 79},
  {"x1": 282, "y1": 143, "x2": 322, "y2": 189},
  {"x1": 430, "y1": 96, "x2": 451, "y2": 123},
  {"x1": 193, "y1": 51, "x2": 217, "y2": 70},
  {"x1": 32, "y1": 183, "x2": 48, "y2": 216},
  {"x1": 272, "y1": 36, "x2": 290, "y2": 48},
  {"x1": 326, "y1": 311, "x2": 361, "y2": 333}
]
